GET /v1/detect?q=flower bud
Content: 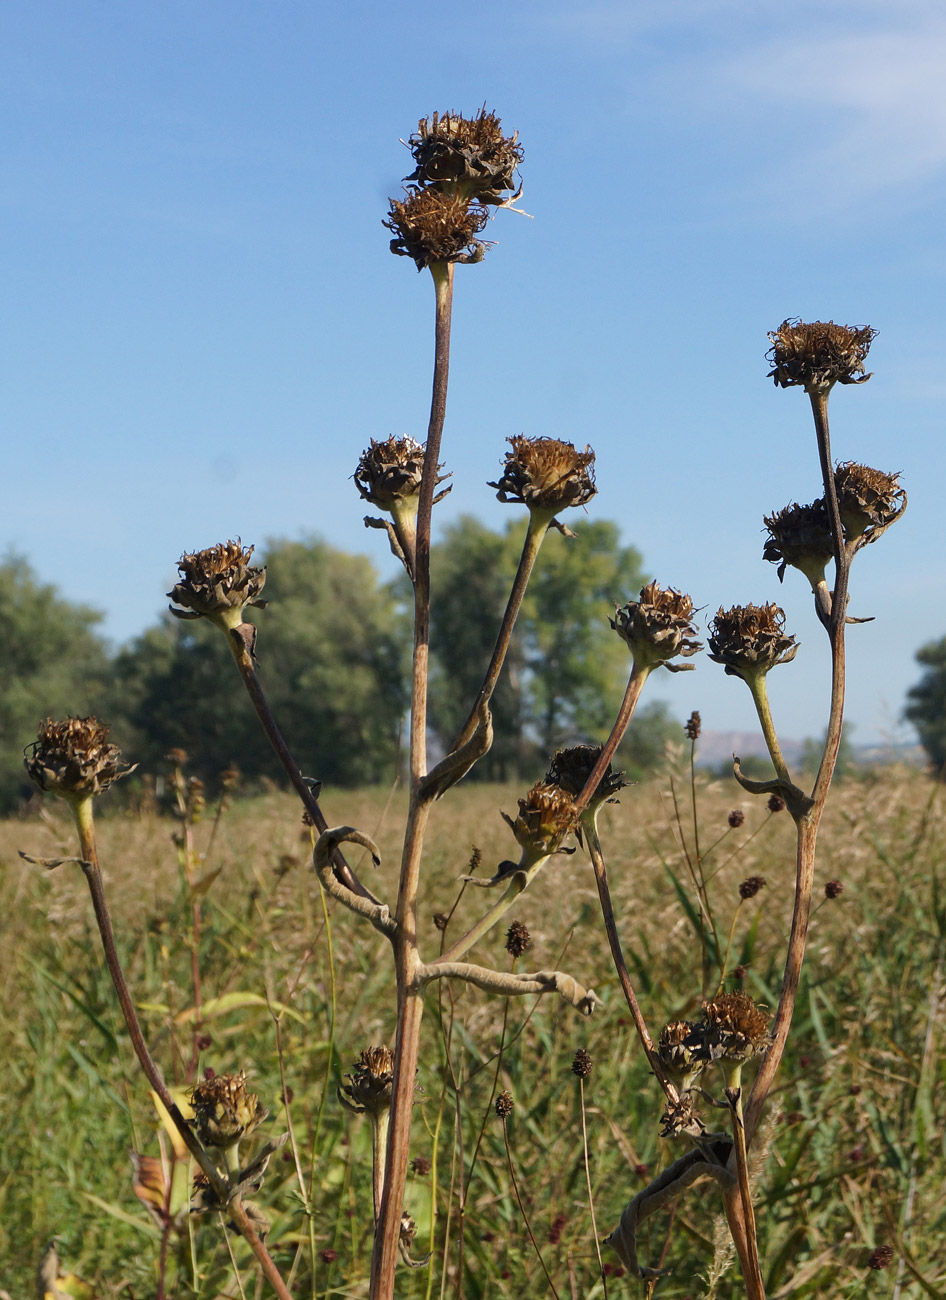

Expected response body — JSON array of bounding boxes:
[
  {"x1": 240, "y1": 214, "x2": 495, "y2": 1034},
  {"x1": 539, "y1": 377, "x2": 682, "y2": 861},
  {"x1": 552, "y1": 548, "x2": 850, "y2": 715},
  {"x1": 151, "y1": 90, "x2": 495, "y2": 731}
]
[
  {"x1": 504, "y1": 920, "x2": 532, "y2": 957},
  {"x1": 488, "y1": 435, "x2": 596, "y2": 517},
  {"x1": 610, "y1": 581, "x2": 702, "y2": 673},
  {"x1": 708, "y1": 603, "x2": 798, "y2": 681},
  {"x1": 767, "y1": 319, "x2": 876, "y2": 393},
  {"x1": 168, "y1": 540, "x2": 266, "y2": 631},
  {"x1": 25, "y1": 716, "x2": 134, "y2": 803},
  {"x1": 571, "y1": 1048, "x2": 593, "y2": 1079}
]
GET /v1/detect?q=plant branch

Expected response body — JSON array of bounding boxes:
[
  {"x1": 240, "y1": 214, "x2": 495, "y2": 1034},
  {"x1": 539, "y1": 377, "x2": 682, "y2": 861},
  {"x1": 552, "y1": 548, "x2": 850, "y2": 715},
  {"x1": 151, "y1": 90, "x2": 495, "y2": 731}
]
[
  {"x1": 420, "y1": 960, "x2": 597, "y2": 1015},
  {"x1": 573, "y1": 663, "x2": 651, "y2": 817}
]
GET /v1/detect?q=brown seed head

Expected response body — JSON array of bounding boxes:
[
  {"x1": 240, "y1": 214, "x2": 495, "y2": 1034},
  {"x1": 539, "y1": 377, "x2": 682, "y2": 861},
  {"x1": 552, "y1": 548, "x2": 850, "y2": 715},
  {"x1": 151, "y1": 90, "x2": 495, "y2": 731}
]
[
  {"x1": 189, "y1": 1071, "x2": 267, "y2": 1149},
  {"x1": 657, "y1": 1020, "x2": 705, "y2": 1091},
  {"x1": 25, "y1": 716, "x2": 134, "y2": 801},
  {"x1": 685, "y1": 711, "x2": 701, "y2": 740},
  {"x1": 768, "y1": 794, "x2": 786, "y2": 812},
  {"x1": 867, "y1": 1245, "x2": 894, "y2": 1270},
  {"x1": 168, "y1": 540, "x2": 266, "y2": 629},
  {"x1": 708, "y1": 603, "x2": 798, "y2": 680},
  {"x1": 406, "y1": 108, "x2": 523, "y2": 205},
  {"x1": 610, "y1": 581, "x2": 702, "y2": 672},
  {"x1": 320, "y1": 1249, "x2": 339, "y2": 1264},
  {"x1": 733, "y1": 964, "x2": 748, "y2": 980},
  {"x1": 384, "y1": 187, "x2": 489, "y2": 270},
  {"x1": 763, "y1": 501, "x2": 834, "y2": 585},
  {"x1": 767, "y1": 319, "x2": 877, "y2": 392},
  {"x1": 739, "y1": 875, "x2": 767, "y2": 900},
  {"x1": 494, "y1": 1090, "x2": 514, "y2": 1118},
  {"x1": 728, "y1": 809, "x2": 745, "y2": 828},
  {"x1": 505, "y1": 920, "x2": 532, "y2": 958},
  {"x1": 503, "y1": 781, "x2": 579, "y2": 861},
  {"x1": 544, "y1": 744, "x2": 628, "y2": 809},
  {"x1": 834, "y1": 461, "x2": 906, "y2": 541},
  {"x1": 489, "y1": 435, "x2": 596, "y2": 514},
  {"x1": 411, "y1": 1155, "x2": 432, "y2": 1176},
  {"x1": 571, "y1": 1048, "x2": 593, "y2": 1079},
  {"x1": 339, "y1": 1045, "x2": 395, "y2": 1117},
  {"x1": 825, "y1": 879, "x2": 844, "y2": 899},
  {"x1": 353, "y1": 436, "x2": 439, "y2": 511},
  {"x1": 432, "y1": 912, "x2": 449, "y2": 931},
  {"x1": 699, "y1": 992, "x2": 771, "y2": 1064},
  {"x1": 548, "y1": 1213, "x2": 567, "y2": 1244}
]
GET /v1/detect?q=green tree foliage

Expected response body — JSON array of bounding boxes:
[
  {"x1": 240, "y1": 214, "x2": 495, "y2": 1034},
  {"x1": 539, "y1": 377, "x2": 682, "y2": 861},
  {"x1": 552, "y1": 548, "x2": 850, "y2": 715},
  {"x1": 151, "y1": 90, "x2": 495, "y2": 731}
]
[
  {"x1": 0, "y1": 556, "x2": 111, "y2": 811},
  {"x1": 905, "y1": 637, "x2": 946, "y2": 772},
  {"x1": 110, "y1": 537, "x2": 409, "y2": 789},
  {"x1": 429, "y1": 515, "x2": 678, "y2": 778}
]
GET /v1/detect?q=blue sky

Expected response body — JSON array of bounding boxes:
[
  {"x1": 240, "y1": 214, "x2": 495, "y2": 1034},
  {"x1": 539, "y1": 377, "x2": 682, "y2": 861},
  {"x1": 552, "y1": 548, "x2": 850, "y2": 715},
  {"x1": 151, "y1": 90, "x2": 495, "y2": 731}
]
[{"x1": 2, "y1": 0, "x2": 942, "y2": 749}]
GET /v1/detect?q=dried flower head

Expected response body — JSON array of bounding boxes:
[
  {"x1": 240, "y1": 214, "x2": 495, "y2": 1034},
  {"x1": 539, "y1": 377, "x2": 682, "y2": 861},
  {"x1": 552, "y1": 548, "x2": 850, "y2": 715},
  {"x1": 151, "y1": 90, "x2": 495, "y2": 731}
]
[
  {"x1": 406, "y1": 108, "x2": 523, "y2": 205},
  {"x1": 699, "y1": 993, "x2": 771, "y2": 1064},
  {"x1": 867, "y1": 1245, "x2": 894, "y2": 1270},
  {"x1": 384, "y1": 188, "x2": 489, "y2": 270},
  {"x1": 768, "y1": 794, "x2": 786, "y2": 813},
  {"x1": 411, "y1": 1155, "x2": 432, "y2": 1176},
  {"x1": 763, "y1": 501, "x2": 834, "y2": 585},
  {"x1": 494, "y1": 1090, "x2": 514, "y2": 1118},
  {"x1": 657, "y1": 1020, "x2": 705, "y2": 1093},
  {"x1": 544, "y1": 744, "x2": 628, "y2": 810},
  {"x1": 548, "y1": 1213, "x2": 567, "y2": 1244},
  {"x1": 767, "y1": 319, "x2": 877, "y2": 392},
  {"x1": 502, "y1": 781, "x2": 579, "y2": 863},
  {"x1": 189, "y1": 1071, "x2": 267, "y2": 1150},
  {"x1": 685, "y1": 711, "x2": 702, "y2": 740},
  {"x1": 168, "y1": 540, "x2": 267, "y2": 630},
  {"x1": 432, "y1": 912, "x2": 449, "y2": 932},
  {"x1": 739, "y1": 875, "x2": 767, "y2": 900},
  {"x1": 489, "y1": 436, "x2": 596, "y2": 516},
  {"x1": 571, "y1": 1048, "x2": 593, "y2": 1079},
  {"x1": 708, "y1": 603, "x2": 798, "y2": 680},
  {"x1": 825, "y1": 879, "x2": 844, "y2": 899},
  {"x1": 505, "y1": 920, "x2": 532, "y2": 958},
  {"x1": 728, "y1": 809, "x2": 745, "y2": 829},
  {"x1": 339, "y1": 1046, "x2": 395, "y2": 1117},
  {"x1": 834, "y1": 461, "x2": 906, "y2": 542},
  {"x1": 354, "y1": 436, "x2": 428, "y2": 510},
  {"x1": 733, "y1": 964, "x2": 748, "y2": 980},
  {"x1": 25, "y1": 716, "x2": 135, "y2": 802},
  {"x1": 611, "y1": 581, "x2": 702, "y2": 673}
]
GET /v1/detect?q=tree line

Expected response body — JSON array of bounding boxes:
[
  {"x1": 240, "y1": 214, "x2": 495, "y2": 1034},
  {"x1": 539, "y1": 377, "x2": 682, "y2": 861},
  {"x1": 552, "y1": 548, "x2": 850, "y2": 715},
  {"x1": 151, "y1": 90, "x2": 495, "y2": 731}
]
[{"x1": 0, "y1": 519, "x2": 683, "y2": 812}]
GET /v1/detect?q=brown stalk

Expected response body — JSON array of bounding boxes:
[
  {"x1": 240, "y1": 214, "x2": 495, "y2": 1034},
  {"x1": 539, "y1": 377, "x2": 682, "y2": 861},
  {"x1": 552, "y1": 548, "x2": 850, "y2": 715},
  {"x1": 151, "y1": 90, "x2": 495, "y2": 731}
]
[
  {"x1": 726, "y1": 1084, "x2": 766, "y2": 1299},
  {"x1": 573, "y1": 663, "x2": 651, "y2": 818},
  {"x1": 70, "y1": 799, "x2": 294, "y2": 1300}
]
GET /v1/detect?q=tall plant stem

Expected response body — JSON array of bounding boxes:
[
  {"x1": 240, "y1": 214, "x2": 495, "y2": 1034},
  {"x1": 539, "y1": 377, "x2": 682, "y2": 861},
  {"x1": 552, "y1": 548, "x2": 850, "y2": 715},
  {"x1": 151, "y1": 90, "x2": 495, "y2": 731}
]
[
  {"x1": 69, "y1": 799, "x2": 294, "y2": 1300},
  {"x1": 573, "y1": 663, "x2": 651, "y2": 818},
  {"x1": 452, "y1": 511, "x2": 551, "y2": 751},
  {"x1": 370, "y1": 261, "x2": 455, "y2": 1300},
  {"x1": 726, "y1": 1083, "x2": 765, "y2": 1299},
  {"x1": 745, "y1": 673, "x2": 791, "y2": 784}
]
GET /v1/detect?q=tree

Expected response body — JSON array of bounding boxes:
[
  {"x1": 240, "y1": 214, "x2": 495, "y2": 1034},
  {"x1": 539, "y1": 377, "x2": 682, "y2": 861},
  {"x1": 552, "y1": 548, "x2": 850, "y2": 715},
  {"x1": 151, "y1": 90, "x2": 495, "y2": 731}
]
[
  {"x1": 110, "y1": 537, "x2": 409, "y2": 788},
  {"x1": 0, "y1": 556, "x2": 111, "y2": 811},
  {"x1": 905, "y1": 637, "x2": 946, "y2": 773}
]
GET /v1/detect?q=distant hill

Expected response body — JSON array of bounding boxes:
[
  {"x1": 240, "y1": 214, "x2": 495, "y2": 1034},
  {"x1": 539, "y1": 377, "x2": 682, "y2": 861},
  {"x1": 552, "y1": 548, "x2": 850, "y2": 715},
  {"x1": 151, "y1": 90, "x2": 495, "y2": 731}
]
[{"x1": 694, "y1": 731, "x2": 924, "y2": 770}]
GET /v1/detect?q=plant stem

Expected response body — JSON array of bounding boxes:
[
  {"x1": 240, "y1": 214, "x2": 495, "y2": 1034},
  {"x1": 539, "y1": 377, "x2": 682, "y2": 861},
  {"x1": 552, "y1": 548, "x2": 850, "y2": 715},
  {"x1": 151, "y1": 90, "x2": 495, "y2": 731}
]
[
  {"x1": 726, "y1": 1083, "x2": 765, "y2": 1299},
  {"x1": 745, "y1": 673, "x2": 792, "y2": 784},
  {"x1": 578, "y1": 1077, "x2": 608, "y2": 1296},
  {"x1": 573, "y1": 663, "x2": 651, "y2": 818},
  {"x1": 69, "y1": 798, "x2": 294, "y2": 1300}
]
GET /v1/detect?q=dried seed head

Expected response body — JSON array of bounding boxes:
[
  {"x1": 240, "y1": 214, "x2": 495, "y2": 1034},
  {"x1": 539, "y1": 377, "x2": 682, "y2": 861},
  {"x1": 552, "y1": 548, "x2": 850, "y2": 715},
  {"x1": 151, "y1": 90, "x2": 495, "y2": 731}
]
[
  {"x1": 489, "y1": 435, "x2": 596, "y2": 515},
  {"x1": 739, "y1": 875, "x2": 767, "y2": 900},
  {"x1": 544, "y1": 744, "x2": 628, "y2": 809},
  {"x1": 494, "y1": 1090, "x2": 514, "y2": 1118},
  {"x1": 406, "y1": 108, "x2": 523, "y2": 205},
  {"x1": 708, "y1": 603, "x2": 798, "y2": 680},
  {"x1": 685, "y1": 711, "x2": 702, "y2": 740},
  {"x1": 834, "y1": 461, "x2": 906, "y2": 541},
  {"x1": 728, "y1": 809, "x2": 745, "y2": 829},
  {"x1": 353, "y1": 436, "x2": 427, "y2": 510},
  {"x1": 411, "y1": 1155, "x2": 432, "y2": 1176},
  {"x1": 503, "y1": 781, "x2": 580, "y2": 862},
  {"x1": 25, "y1": 716, "x2": 135, "y2": 802},
  {"x1": 339, "y1": 1045, "x2": 395, "y2": 1117},
  {"x1": 384, "y1": 188, "x2": 489, "y2": 270},
  {"x1": 189, "y1": 1071, "x2": 267, "y2": 1150},
  {"x1": 733, "y1": 964, "x2": 748, "y2": 980},
  {"x1": 763, "y1": 501, "x2": 834, "y2": 585},
  {"x1": 657, "y1": 1020, "x2": 705, "y2": 1092},
  {"x1": 505, "y1": 920, "x2": 532, "y2": 958},
  {"x1": 320, "y1": 1248, "x2": 339, "y2": 1264},
  {"x1": 432, "y1": 912, "x2": 449, "y2": 932},
  {"x1": 610, "y1": 581, "x2": 702, "y2": 673},
  {"x1": 168, "y1": 540, "x2": 267, "y2": 630},
  {"x1": 768, "y1": 794, "x2": 786, "y2": 813},
  {"x1": 867, "y1": 1245, "x2": 894, "y2": 1270},
  {"x1": 699, "y1": 992, "x2": 771, "y2": 1064},
  {"x1": 548, "y1": 1213, "x2": 567, "y2": 1244},
  {"x1": 825, "y1": 879, "x2": 844, "y2": 899},
  {"x1": 571, "y1": 1048, "x2": 593, "y2": 1079},
  {"x1": 767, "y1": 319, "x2": 877, "y2": 393}
]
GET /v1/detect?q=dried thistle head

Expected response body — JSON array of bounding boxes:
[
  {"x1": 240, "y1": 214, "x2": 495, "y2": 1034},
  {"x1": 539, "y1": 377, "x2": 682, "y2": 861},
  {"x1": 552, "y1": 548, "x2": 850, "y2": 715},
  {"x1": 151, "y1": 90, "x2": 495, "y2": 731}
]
[
  {"x1": 763, "y1": 500, "x2": 834, "y2": 585},
  {"x1": 489, "y1": 435, "x2": 596, "y2": 517},
  {"x1": 168, "y1": 540, "x2": 267, "y2": 631},
  {"x1": 384, "y1": 188, "x2": 489, "y2": 270},
  {"x1": 339, "y1": 1045, "x2": 395, "y2": 1117},
  {"x1": 657, "y1": 1020, "x2": 704, "y2": 1093},
  {"x1": 699, "y1": 992, "x2": 771, "y2": 1065},
  {"x1": 708, "y1": 603, "x2": 798, "y2": 681},
  {"x1": 354, "y1": 436, "x2": 427, "y2": 511},
  {"x1": 406, "y1": 108, "x2": 523, "y2": 205},
  {"x1": 610, "y1": 581, "x2": 702, "y2": 673},
  {"x1": 834, "y1": 461, "x2": 906, "y2": 541},
  {"x1": 767, "y1": 319, "x2": 877, "y2": 393},
  {"x1": 189, "y1": 1071, "x2": 267, "y2": 1150},
  {"x1": 545, "y1": 744, "x2": 628, "y2": 811},
  {"x1": 502, "y1": 781, "x2": 579, "y2": 864},
  {"x1": 25, "y1": 716, "x2": 134, "y2": 803}
]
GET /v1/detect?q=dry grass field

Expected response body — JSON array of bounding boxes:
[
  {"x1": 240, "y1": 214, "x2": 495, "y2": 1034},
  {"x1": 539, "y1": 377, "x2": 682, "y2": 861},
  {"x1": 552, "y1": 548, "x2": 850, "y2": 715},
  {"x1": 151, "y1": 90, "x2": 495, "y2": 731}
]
[{"x1": 2, "y1": 763, "x2": 943, "y2": 1298}]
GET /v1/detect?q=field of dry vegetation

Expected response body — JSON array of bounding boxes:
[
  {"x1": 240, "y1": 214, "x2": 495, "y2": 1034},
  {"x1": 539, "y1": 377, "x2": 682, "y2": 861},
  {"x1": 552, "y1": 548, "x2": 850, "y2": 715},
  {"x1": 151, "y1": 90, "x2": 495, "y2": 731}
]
[{"x1": 2, "y1": 761, "x2": 944, "y2": 1298}]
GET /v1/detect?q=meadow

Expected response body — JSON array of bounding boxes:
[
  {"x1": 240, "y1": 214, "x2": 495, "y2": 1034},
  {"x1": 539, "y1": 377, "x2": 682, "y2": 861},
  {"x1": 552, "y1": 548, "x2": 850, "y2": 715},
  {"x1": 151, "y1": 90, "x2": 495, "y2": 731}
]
[{"x1": 2, "y1": 761, "x2": 943, "y2": 1298}]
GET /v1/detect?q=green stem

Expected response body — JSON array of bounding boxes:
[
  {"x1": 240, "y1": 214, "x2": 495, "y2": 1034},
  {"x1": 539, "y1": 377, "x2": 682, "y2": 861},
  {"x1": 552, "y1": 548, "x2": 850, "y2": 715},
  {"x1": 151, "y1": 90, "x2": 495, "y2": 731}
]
[{"x1": 745, "y1": 672, "x2": 792, "y2": 784}]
